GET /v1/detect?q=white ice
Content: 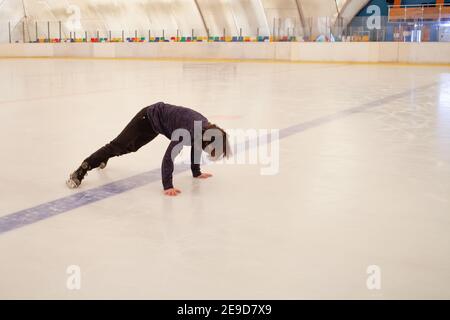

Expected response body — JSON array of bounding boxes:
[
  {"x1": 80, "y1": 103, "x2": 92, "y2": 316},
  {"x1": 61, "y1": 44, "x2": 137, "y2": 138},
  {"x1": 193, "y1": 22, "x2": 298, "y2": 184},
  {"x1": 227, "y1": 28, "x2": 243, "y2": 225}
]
[{"x1": 0, "y1": 58, "x2": 449, "y2": 299}]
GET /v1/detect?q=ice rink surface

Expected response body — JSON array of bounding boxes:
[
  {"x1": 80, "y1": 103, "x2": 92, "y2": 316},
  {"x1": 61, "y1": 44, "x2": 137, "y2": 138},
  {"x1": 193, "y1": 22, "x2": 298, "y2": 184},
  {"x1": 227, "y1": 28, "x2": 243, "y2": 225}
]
[{"x1": 0, "y1": 58, "x2": 449, "y2": 299}]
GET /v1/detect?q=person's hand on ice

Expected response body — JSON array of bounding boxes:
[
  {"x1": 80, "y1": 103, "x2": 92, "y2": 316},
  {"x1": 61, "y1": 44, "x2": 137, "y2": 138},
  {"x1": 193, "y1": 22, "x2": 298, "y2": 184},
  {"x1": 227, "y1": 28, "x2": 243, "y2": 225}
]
[
  {"x1": 195, "y1": 173, "x2": 213, "y2": 179},
  {"x1": 164, "y1": 188, "x2": 181, "y2": 196}
]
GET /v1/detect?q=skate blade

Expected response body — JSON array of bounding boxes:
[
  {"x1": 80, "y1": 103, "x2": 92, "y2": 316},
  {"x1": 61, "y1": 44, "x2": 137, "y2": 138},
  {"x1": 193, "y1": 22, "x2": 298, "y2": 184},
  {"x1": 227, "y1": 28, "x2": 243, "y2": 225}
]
[
  {"x1": 66, "y1": 178, "x2": 79, "y2": 189},
  {"x1": 98, "y1": 162, "x2": 107, "y2": 170}
]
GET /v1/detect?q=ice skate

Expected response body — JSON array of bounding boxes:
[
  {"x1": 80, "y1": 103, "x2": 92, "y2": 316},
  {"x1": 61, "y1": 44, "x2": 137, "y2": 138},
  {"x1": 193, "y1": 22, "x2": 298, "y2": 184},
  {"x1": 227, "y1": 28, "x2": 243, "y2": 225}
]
[
  {"x1": 66, "y1": 161, "x2": 90, "y2": 189},
  {"x1": 98, "y1": 160, "x2": 108, "y2": 170}
]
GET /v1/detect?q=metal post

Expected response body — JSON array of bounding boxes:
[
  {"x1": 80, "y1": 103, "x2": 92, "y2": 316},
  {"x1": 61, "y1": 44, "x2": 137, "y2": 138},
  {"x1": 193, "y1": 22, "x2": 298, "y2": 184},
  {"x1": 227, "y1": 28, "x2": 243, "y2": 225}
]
[
  {"x1": 240, "y1": 27, "x2": 242, "y2": 38},
  {"x1": 278, "y1": 18, "x2": 281, "y2": 39},
  {"x1": 135, "y1": 30, "x2": 137, "y2": 40},
  {"x1": 23, "y1": 21, "x2": 25, "y2": 43},
  {"x1": 223, "y1": 27, "x2": 225, "y2": 41},
  {"x1": 85, "y1": 31, "x2": 88, "y2": 42},
  {"x1": 69, "y1": 31, "x2": 72, "y2": 42},
  {"x1": 35, "y1": 21, "x2": 37, "y2": 42},
  {"x1": 176, "y1": 29, "x2": 179, "y2": 41},
  {"x1": 59, "y1": 21, "x2": 61, "y2": 42},
  {"x1": 162, "y1": 29, "x2": 165, "y2": 39},
  {"x1": 207, "y1": 28, "x2": 209, "y2": 40},
  {"x1": 47, "y1": 21, "x2": 50, "y2": 42},
  {"x1": 109, "y1": 30, "x2": 111, "y2": 42},
  {"x1": 148, "y1": 29, "x2": 151, "y2": 42},
  {"x1": 74, "y1": 31, "x2": 76, "y2": 41},
  {"x1": 96, "y1": 30, "x2": 99, "y2": 40},
  {"x1": 327, "y1": 18, "x2": 330, "y2": 40},
  {"x1": 257, "y1": 27, "x2": 259, "y2": 38},
  {"x1": 438, "y1": 5, "x2": 442, "y2": 40},
  {"x1": 8, "y1": 21, "x2": 11, "y2": 43},
  {"x1": 192, "y1": 28, "x2": 194, "y2": 39},
  {"x1": 308, "y1": 17, "x2": 313, "y2": 41},
  {"x1": 272, "y1": 18, "x2": 276, "y2": 41},
  {"x1": 122, "y1": 30, "x2": 125, "y2": 42}
]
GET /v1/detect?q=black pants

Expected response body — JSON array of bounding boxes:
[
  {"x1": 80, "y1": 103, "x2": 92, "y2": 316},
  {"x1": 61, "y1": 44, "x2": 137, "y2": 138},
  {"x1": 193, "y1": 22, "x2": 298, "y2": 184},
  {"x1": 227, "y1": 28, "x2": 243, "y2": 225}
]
[{"x1": 84, "y1": 107, "x2": 158, "y2": 169}]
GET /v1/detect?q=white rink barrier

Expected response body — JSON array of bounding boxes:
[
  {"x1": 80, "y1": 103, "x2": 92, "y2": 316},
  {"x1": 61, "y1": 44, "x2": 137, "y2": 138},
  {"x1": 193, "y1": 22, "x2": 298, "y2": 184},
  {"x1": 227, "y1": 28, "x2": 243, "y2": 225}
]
[{"x1": 0, "y1": 42, "x2": 449, "y2": 64}]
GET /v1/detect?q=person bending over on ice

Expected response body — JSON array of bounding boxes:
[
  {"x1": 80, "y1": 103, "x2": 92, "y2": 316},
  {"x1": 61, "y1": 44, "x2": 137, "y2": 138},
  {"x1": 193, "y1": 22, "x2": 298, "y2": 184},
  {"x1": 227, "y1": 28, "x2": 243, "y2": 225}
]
[{"x1": 66, "y1": 102, "x2": 230, "y2": 196}]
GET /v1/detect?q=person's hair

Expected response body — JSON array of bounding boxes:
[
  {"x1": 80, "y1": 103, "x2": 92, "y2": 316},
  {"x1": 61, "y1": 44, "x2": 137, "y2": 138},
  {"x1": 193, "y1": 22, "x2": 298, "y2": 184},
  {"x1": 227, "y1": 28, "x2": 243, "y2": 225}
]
[{"x1": 202, "y1": 123, "x2": 231, "y2": 159}]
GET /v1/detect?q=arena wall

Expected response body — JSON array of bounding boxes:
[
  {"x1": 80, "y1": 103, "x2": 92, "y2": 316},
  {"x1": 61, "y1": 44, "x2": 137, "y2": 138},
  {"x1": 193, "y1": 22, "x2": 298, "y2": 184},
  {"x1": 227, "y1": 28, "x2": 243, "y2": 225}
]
[{"x1": 0, "y1": 42, "x2": 449, "y2": 64}]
